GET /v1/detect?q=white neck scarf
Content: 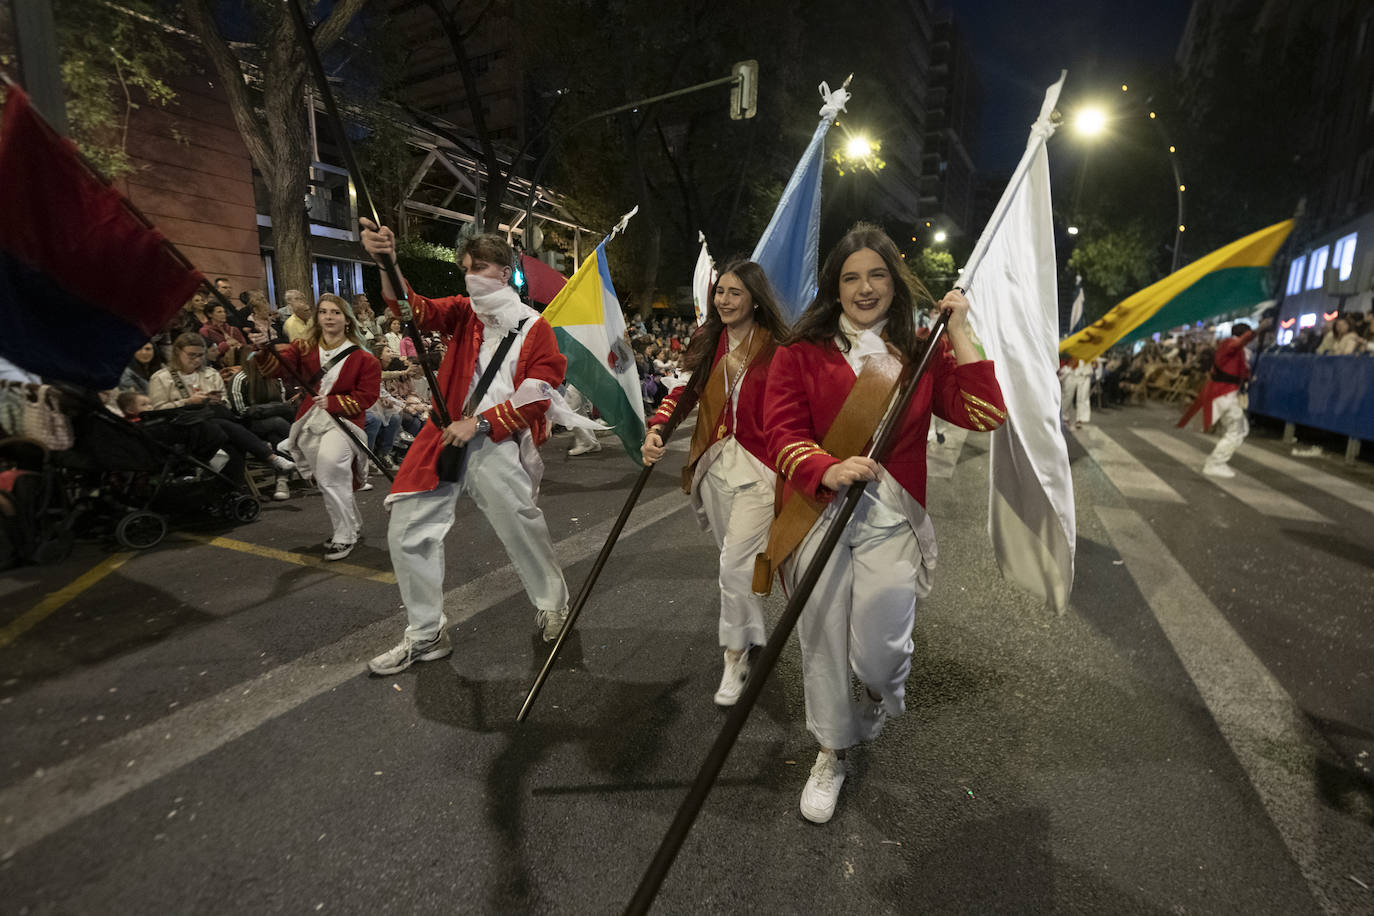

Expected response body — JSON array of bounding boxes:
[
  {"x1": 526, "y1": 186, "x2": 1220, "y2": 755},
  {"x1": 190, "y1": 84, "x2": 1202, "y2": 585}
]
[
  {"x1": 838, "y1": 313, "x2": 890, "y2": 365},
  {"x1": 466, "y1": 274, "x2": 532, "y2": 332}
]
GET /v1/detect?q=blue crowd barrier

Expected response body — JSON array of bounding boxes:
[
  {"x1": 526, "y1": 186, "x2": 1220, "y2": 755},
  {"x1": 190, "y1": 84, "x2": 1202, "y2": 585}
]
[{"x1": 1250, "y1": 352, "x2": 1374, "y2": 441}]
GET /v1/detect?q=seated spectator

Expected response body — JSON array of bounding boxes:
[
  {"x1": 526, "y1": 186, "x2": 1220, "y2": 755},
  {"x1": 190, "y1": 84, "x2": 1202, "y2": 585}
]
[
  {"x1": 281, "y1": 289, "x2": 313, "y2": 342},
  {"x1": 119, "y1": 341, "x2": 163, "y2": 394},
  {"x1": 352, "y1": 294, "x2": 382, "y2": 344},
  {"x1": 239, "y1": 290, "x2": 280, "y2": 345},
  {"x1": 200, "y1": 303, "x2": 248, "y2": 369},
  {"x1": 149, "y1": 333, "x2": 295, "y2": 486},
  {"x1": 1316, "y1": 315, "x2": 1365, "y2": 355},
  {"x1": 364, "y1": 381, "x2": 404, "y2": 471},
  {"x1": 115, "y1": 389, "x2": 151, "y2": 420},
  {"x1": 383, "y1": 316, "x2": 405, "y2": 355}
]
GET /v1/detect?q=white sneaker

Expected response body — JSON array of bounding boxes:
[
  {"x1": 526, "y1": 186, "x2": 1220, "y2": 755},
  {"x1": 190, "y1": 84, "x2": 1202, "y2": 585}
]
[
  {"x1": 535, "y1": 606, "x2": 569, "y2": 642},
  {"x1": 360, "y1": 481, "x2": 374, "y2": 491},
  {"x1": 713, "y1": 649, "x2": 751, "y2": 706},
  {"x1": 273, "y1": 476, "x2": 291, "y2": 501},
  {"x1": 800, "y1": 750, "x2": 845, "y2": 824},
  {"x1": 271, "y1": 454, "x2": 296, "y2": 474},
  {"x1": 324, "y1": 541, "x2": 355, "y2": 561},
  {"x1": 368, "y1": 630, "x2": 452, "y2": 675},
  {"x1": 1202, "y1": 463, "x2": 1235, "y2": 478},
  {"x1": 568, "y1": 441, "x2": 601, "y2": 456}
]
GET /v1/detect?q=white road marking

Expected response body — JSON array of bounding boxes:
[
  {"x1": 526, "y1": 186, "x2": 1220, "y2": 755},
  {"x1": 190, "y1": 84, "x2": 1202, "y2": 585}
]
[
  {"x1": 1074, "y1": 425, "x2": 1185, "y2": 503},
  {"x1": 1131, "y1": 428, "x2": 1327, "y2": 523},
  {"x1": 1096, "y1": 506, "x2": 1373, "y2": 915},
  {"x1": 0, "y1": 488, "x2": 690, "y2": 857}
]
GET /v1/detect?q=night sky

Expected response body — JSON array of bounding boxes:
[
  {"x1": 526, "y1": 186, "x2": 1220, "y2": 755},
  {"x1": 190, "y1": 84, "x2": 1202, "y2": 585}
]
[{"x1": 949, "y1": 0, "x2": 1197, "y2": 170}]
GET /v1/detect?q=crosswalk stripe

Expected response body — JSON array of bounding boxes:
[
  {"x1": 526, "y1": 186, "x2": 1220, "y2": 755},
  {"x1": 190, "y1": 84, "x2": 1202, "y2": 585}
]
[
  {"x1": 1188, "y1": 436, "x2": 1374, "y2": 516},
  {"x1": 1073, "y1": 425, "x2": 1184, "y2": 503},
  {"x1": 1096, "y1": 506, "x2": 1372, "y2": 914},
  {"x1": 1131, "y1": 429, "x2": 1328, "y2": 523}
]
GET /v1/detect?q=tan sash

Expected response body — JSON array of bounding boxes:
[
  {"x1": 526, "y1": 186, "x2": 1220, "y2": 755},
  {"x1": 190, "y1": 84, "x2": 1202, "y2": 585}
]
[
  {"x1": 751, "y1": 347, "x2": 904, "y2": 595},
  {"x1": 680, "y1": 333, "x2": 770, "y2": 493}
]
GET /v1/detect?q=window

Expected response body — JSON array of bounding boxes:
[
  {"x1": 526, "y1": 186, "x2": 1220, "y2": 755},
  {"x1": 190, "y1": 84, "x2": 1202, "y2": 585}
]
[
  {"x1": 1305, "y1": 246, "x2": 1329, "y2": 289},
  {"x1": 1277, "y1": 328, "x2": 1294, "y2": 346},
  {"x1": 1332, "y1": 232, "x2": 1358, "y2": 281},
  {"x1": 1299, "y1": 312, "x2": 1318, "y2": 329},
  {"x1": 1286, "y1": 256, "x2": 1306, "y2": 295}
]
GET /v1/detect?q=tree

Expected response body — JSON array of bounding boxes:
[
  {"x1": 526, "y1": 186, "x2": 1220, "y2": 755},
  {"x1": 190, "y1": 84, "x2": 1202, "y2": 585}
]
[
  {"x1": 183, "y1": 0, "x2": 370, "y2": 295},
  {"x1": 43, "y1": 0, "x2": 183, "y2": 178},
  {"x1": 1066, "y1": 222, "x2": 1156, "y2": 322},
  {"x1": 911, "y1": 248, "x2": 956, "y2": 289}
]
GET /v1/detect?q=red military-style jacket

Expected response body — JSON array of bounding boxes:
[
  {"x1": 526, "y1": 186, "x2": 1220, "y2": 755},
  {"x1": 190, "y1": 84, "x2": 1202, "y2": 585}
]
[
  {"x1": 1177, "y1": 329, "x2": 1254, "y2": 432},
  {"x1": 764, "y1": 334, "x2": 1007, "y2": 508},
  {"x1": 257, "y1": 338, "x2": 380, "y2": 427},
  {"x1": 382, "y1": 283, "x2": 567, "y2": 496},
  {"x1": 648, "y1": 330, "x2": 778, "y2": 471}
]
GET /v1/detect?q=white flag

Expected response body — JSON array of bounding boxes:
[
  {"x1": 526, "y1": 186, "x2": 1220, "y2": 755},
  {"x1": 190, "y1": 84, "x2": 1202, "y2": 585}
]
[
  {"x1": 964, "y1": 73, "x2": 1076, "y2": 613},
  {"x1": 692, "y1": 231, "x2": 715, "y2": 327}
]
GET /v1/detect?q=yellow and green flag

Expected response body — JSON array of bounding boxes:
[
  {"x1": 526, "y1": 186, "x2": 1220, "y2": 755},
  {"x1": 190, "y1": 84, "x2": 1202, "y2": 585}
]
[
  {"x1": 543, "y1": 241, "x2": 645, "y2": 462},
  {"x1": 1060, "y1": 219, "x2": 1293, "y2": 361}
]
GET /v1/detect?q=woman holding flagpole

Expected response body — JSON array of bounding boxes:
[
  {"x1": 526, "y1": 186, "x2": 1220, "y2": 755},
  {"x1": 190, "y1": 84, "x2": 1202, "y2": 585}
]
[
  {"x1": 256, "y1": 293, "x2": 380, "y2": 560},
  {"x1": 641, "y1": 261, "x2": 788, "y2": 707},
  {"x1": 761, "y1": 223, "x2": 1006, "y2": 824}
]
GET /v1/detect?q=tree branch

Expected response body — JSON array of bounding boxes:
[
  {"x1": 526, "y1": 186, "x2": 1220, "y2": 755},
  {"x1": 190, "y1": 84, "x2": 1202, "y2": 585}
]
[
  {"x1": 181, "y1": 0, "x2": 270, "y2": 166},
  {"x1": 312, "y1": 0, "x2": 373, "y2": 53}
]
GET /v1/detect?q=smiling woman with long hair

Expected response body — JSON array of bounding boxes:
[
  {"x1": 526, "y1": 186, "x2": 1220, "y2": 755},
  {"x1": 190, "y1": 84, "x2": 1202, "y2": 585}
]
[
  {"x1": 641, "y1": 260, "x2": 788, "y2": 707},
  {"x1": 256, "y1": 293, "x2": 381, "y2": 560},
  {"x1": 761, "y1": 222, "x2": 1008, "y2": 825}
]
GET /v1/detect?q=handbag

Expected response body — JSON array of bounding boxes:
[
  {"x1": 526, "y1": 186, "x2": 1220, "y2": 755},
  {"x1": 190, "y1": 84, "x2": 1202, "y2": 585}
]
[{"x1": 23, "y1": 385, "x2": 75, "y2": 451}]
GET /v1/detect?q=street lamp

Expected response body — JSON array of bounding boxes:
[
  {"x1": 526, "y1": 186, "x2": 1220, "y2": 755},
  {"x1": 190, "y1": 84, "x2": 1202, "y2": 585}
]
[
  {"x1": 1073, "y1": 106, "x2": 1108, "y2": 138},
  {"x1": 933, "y1": 230, "x2": 947, "y2": 244},
  {"x1": 833, "y1": 130, "x2": 884, "y2": 175},
  {"x1": 846, "y1": 136, "x2": 872, "y2": 159},
  {"x1": 1067, "y1": 225, "x2": 1080, "y2": 236},
  {"x1": 1069, "y1": 87, "x2": 1187, "y2": 272}
]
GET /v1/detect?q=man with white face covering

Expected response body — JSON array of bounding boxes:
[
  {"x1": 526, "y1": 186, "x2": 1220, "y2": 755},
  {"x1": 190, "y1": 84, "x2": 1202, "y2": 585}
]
[{"x1": 358, "y1": 220, "x2": 573, "y2": 675}]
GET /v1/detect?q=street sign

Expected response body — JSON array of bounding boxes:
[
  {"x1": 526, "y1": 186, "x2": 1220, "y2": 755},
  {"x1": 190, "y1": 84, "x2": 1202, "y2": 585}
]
[{"x1": 730, "y1": 60, "x2": 758, "y2": 120}]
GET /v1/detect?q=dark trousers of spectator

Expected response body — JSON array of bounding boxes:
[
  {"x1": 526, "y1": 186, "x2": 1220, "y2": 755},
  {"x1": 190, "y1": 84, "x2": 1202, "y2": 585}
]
[
  {"x1": 365, "y1": 412, "x2": 401, "y2": 459},
  {"x1": 246, "y1": 416, "x2": 290, "y2": 448},
  {"x1": 209, "y1": 418, "x2": 274, "y2": 484},
  {"x1": 399, "y1": 413, "x2": 424, "y2": 437}
]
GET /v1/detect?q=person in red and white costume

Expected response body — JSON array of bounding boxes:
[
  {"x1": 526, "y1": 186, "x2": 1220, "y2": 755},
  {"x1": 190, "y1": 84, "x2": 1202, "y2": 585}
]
[
  {"x1": 641, "y1": 261, "x2": 788, "y2": 707},
  {"x1": 1177, "y1": 317, "x2": 1272, "y2": 477},
  {"x1": 358, "y1": 220, "x2": 575, "y2": 677},
  {"x1": 256, "y1": 294, "x2": 380, "y2": 560},
  {"x1": 764, "y1": 222, "x2": 1007, "y2": 824}
]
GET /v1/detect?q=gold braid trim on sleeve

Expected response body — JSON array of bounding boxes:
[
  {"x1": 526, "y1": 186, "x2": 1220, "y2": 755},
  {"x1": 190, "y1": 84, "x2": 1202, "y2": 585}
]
[{"x1": 960, "y1": 390, "x2": 1006, "y2": 420}]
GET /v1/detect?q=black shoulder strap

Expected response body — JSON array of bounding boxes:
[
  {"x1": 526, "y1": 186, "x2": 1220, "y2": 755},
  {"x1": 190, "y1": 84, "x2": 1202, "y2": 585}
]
[
  {"x1": 463, "y1": 318, "x2": 529, "y2": 417},
  {"x1": 310, "y1": 344, "x2": 362, "y2": 389}
]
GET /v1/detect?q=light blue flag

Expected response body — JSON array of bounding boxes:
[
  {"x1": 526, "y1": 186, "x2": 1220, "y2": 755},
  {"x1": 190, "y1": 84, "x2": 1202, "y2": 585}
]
[{"x1": 751, "y1": 81, "x2": 850, "y2": 324}]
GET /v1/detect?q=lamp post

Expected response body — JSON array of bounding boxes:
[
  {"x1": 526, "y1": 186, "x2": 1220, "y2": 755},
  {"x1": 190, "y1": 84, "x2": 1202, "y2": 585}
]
[{"x1": 1070, "y1": 85, "x2": 1187, "y2": 273}]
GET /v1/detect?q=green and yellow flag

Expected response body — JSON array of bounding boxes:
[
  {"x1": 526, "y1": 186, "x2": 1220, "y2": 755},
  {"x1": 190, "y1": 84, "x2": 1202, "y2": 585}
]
[{"x1": 1060, "y1": 219, "x2": 1293, "y2": 361}]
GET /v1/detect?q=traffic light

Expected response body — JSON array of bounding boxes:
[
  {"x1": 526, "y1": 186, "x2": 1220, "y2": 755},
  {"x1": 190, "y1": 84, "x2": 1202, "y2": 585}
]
[{"x1": 730, "y1": 60, "x2": 758, "y2": 120}]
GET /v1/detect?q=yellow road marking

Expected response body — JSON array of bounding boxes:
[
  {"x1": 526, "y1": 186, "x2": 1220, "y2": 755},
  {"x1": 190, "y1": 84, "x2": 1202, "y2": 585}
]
[
  {"x1": 0, "y1": 552, "x2": 136, "y2": 649},
  {"x1": 177, "y1": 533, "x2": 396, "y2": 584}
]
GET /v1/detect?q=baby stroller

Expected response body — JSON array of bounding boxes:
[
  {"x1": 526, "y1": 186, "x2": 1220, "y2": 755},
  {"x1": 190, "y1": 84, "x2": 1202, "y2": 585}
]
[
  {"x1": 0, "y1": 436, "x2": 78, "y2": 567},
  {"x1": 52, "y1": 389, "x2": 260, "y2": 551}
]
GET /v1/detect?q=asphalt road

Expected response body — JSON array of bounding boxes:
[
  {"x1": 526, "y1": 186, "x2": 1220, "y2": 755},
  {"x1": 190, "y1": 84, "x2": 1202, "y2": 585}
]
[{"x1": 1, "y1": 404, "x2": 1371, "y2": 914}]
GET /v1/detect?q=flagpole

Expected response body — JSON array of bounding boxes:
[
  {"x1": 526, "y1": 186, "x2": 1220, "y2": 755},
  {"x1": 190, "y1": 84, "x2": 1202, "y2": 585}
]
[
  {"x1": 280, "y1": 0, "x2": 455, "y2": 441},
  {"x1": 959, "y1": 71, "x2": 1065, "y2": 295},
  {"x1": 516, "y1": 360, "x2": 701, "y2": 724},
  {"x1": 623, "y1": 312, "x2": 954, "y2": 915}
]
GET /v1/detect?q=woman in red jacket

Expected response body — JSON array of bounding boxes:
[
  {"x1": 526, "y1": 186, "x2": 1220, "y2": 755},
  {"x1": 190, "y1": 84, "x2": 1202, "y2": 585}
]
[
  {"x1": 763, "y1": 222, "x2": 1006, "y2": 824},
  {"x1": 641, "y1": 261, "x2": 787, "y2": 707},
  {"x1": 258, "y1": 293, "x2": 380, "y2": 560}
]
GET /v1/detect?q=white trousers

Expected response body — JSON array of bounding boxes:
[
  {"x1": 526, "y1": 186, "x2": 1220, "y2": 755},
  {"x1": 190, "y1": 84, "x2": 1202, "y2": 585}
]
[
  {"x1": 1061, "y1": 374, "x2": 1091, "y2": 424},
  {"x1": 696, "y1": 473, "x2": 773, "y2": 651},
  {"x1": 1206, "y1": 391, "x2": 1248, "y2": 468},
  {"x1": 290, "y1": 412, "x2": 362, "y2": 544},
  {"x1": 387, "y1": 435, "x2": 569, "y2": 641},
  {"x1": 784, "y1": 501, "x2": 929, "y2": 750}
]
